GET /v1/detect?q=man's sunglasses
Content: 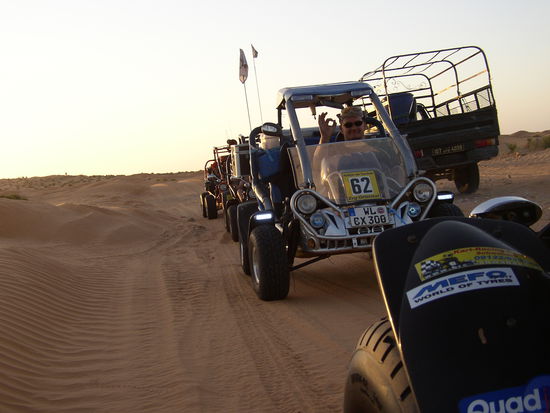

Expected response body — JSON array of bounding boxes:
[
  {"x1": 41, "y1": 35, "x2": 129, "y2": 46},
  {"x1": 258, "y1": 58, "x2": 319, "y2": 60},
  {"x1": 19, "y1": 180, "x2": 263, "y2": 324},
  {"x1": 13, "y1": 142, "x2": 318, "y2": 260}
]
[{"x1": 343, "y1": 120, "x2": 363, "y2": 128}]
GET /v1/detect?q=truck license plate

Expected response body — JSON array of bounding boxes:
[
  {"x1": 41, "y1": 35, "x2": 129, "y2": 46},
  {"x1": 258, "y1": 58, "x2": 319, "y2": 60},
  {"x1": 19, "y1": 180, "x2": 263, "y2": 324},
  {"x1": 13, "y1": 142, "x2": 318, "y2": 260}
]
[
  {"x1": 345, "y1": 206, "x2": 393, "y2": 228},
  {"x1": 431, "y1": 143, "x2": 465, "y2": 156}
]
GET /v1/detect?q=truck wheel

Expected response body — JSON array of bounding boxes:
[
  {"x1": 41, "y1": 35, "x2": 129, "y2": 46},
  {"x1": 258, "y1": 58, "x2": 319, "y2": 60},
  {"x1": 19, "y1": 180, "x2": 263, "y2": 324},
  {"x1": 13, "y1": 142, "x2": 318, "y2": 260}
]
[
  {"x1": 428, "y1": 203, "x2": 464, "y2": 217},
  {"x1": 205, "y1": 194, "x2": 217, "y2": 219},
  {"x1": 200, "y1": 192, "x2": 208, "y2": 218},
  {"x1": 344, "y1": 318, "x2": 418, "y2": 413},
  {"x1": 454, "y1": 163, "x2": 480, "y2": 194},
  {"x1": 228, "y1": 204, "x2": 239, "y2": 242},
  {"x1": 249, "y1": 225, "x2": 289, "y2": 301},
  {"x1": 237, "y1": 201, "x2": 258, "y2": 275}
]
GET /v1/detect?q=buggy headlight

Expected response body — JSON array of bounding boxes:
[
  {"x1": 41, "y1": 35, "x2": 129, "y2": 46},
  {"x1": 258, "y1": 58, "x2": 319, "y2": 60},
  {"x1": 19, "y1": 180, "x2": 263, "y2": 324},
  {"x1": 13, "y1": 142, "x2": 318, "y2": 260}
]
[
  {"x1": 219, "y1": 184, "x2": 228, "y2": 191},
  {"x1": 407, "y1": 202, "x2": 422, "y2": 218},
  {"x1": 296, "y1": 194, "x2": 317, "y2": 214},
  {"x1": 413, "y1": 183, "x2": 434, "y2": 203},
  {"x1": 309, "y1": 212, "x2": 326, "y2": 229},
  {"x1": 248, "y1": 189, "x2": 256, "y2": 199}
]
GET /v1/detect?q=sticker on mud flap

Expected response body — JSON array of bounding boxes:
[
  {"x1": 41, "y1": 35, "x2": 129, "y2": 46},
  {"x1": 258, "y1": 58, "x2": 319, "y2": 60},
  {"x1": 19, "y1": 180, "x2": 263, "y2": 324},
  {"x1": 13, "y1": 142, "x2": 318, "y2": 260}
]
[
  {"x1": 407, "y1": 267, "x2": 519, "y2": 309},
  {"x1": 342, "y1": 171, "x2": 380, "y2": 202},
  {"x1": 415, "y1": 246, "x2": 542, "y2": 281}
]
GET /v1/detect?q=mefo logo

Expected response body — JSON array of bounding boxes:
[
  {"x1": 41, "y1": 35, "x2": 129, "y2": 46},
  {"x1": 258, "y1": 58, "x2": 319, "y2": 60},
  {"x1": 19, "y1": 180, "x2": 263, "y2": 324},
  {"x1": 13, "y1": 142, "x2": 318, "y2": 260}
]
[
  {"x1": 406, "y1": 267, "x2": 519, "y2": 309},
  {"x1": 460, "y1": 377, "x2": 550, "y2": 413}
]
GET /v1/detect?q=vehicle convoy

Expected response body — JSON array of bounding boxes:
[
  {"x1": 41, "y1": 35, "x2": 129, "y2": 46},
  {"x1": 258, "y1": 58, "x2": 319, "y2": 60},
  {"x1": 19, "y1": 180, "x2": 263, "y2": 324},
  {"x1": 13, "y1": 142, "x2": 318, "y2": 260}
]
[
  {"x1": 200, "y1": 144, "x2": 232, "y2": 220},
  {"x1": 360, "y1": 46, "x2": 500, "y2": 194},
  {"x1": 237, "y1": 81, "x2": 463, "y2": 301},
  {"x1": 343, "y1": 196, "x2": 550, "y2": 413}
]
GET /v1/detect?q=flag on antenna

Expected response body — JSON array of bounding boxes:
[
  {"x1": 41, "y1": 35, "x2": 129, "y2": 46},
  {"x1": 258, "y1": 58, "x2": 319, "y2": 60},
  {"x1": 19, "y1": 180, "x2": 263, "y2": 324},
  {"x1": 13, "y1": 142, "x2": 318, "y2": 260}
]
[
  {"x1": 239, "y1": 49, "x2": 248, "y2": 84},
  {"x1": 251, "y1": 44, "x2": 258, "y2": 58}
]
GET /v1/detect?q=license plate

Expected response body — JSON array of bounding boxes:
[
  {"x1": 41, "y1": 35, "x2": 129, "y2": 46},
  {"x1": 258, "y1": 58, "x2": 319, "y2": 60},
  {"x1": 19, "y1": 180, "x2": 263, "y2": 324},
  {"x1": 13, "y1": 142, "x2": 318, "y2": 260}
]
[
  {"x1": 431, "y1": 143, "x2": 465, "y2": 156},
  {"x1": 342, "y1": 171, "x2": 380, "y2": 202},
  {"x1": 345, "y1": 205, "x2": 393, "y2": 228}
]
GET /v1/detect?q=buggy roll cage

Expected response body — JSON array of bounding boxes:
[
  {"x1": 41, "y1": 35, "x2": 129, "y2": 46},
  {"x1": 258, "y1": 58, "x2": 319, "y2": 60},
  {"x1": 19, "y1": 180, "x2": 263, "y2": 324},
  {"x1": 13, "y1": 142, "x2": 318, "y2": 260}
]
[
  {"x1": 359, "y1": 46, "x2": 495, "y2": 119},
  {"x1": 272, "y1": 82, "x2": 418, "y2": 186},
  {"x1": 203, "y1": 159, "x2": 216, "y2": 178},
  {"x1": 204, "y1": 144, "x2": 233, "y2": 181}
]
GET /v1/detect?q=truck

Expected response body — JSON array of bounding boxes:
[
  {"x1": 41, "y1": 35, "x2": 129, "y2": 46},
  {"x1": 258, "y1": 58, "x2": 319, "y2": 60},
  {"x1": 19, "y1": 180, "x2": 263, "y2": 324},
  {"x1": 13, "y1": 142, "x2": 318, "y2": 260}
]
[{"x1": 360, "y1": 46, "x2": 500, "y2": 194}]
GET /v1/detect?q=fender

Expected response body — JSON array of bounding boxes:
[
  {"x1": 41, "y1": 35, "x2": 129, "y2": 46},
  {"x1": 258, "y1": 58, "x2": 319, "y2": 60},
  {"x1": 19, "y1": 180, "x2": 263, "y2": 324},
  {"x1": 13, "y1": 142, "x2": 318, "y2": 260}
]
[{"x1": 372, "y1": 218, "x2": 550, "y2": 412}]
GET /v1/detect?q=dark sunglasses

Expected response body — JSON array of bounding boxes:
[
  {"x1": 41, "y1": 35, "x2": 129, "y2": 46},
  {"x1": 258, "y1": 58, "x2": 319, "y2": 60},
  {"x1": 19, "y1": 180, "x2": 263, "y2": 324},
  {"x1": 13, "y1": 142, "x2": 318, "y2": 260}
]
[{"x1": 343, "y1": 120, "x2": 363, "y2": 128}]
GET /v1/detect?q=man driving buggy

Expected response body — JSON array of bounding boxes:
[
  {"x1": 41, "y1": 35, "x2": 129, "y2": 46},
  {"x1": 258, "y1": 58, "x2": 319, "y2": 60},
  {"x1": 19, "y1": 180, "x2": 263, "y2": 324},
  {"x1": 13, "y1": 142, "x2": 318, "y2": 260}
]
[
  {"x1": 311, "y1": 104, "x2": 405, "y2": 201},
  {"x1": 317, "y1": 106, "x2": 367, "y2": 144}
]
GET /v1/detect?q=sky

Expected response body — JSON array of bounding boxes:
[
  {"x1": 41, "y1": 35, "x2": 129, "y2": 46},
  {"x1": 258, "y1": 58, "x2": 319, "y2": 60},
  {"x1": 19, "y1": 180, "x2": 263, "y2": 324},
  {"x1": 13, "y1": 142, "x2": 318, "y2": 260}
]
[{"x1": 1, "y1": 0, "x2": 549, "y2": 178}]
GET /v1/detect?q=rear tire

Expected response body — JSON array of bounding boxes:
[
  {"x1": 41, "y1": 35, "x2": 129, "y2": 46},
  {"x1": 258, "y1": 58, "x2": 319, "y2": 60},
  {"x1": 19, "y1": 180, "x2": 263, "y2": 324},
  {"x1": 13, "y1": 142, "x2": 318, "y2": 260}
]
[
  {"x1": 344, "y1": 318, "x2": 418, "y2": 413},
  {"x1": 428, "y1": 202, "x2": 464, "y2": 217},
  {"x1": 454, "y1": 163, "x2": 480, "y2": 194},
  {"x1": 237, "y1": 202, "x2": 257, "y2": 275},
  {"x1": 205, "y1": 194, "x2": 217, "y2": 219},
  {"x1": 249, "y1": 225, "x2": 289, "y2": 301},
  {"x1": 228, "y1": 204, "x2": 239, "y2": 242}
]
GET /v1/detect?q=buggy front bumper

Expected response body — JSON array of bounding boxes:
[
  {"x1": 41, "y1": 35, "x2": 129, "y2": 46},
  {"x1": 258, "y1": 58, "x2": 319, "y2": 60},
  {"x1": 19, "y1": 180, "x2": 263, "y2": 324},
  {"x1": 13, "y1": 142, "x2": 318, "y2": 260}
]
[{"x1": 290, "y1": 177, "x2": 436, "y2": 256}]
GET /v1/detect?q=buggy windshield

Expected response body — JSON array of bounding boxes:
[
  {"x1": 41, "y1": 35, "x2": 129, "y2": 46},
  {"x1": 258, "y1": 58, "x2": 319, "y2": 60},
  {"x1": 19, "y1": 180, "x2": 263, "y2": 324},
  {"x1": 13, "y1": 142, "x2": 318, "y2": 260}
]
[{"x1": 288, "y1": 138, "x2": 407, "y2": 205}]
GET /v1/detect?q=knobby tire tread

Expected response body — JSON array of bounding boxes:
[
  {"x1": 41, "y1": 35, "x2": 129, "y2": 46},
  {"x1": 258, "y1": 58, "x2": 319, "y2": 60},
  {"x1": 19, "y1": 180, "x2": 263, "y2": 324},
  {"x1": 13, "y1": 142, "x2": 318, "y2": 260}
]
[
  {"x1": 346, "y1": 317, "x2": 418, "y2": 412},
  {"x1": 250, "y1": 225, "x2": 289, "y2": 301}
]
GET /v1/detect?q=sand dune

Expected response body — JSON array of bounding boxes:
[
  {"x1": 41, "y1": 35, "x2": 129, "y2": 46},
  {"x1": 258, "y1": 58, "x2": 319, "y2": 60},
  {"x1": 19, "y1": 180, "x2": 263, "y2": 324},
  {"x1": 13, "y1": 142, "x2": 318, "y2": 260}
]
[{"x1": 0, "y1": 149, "x2": 548, "y2": 412}]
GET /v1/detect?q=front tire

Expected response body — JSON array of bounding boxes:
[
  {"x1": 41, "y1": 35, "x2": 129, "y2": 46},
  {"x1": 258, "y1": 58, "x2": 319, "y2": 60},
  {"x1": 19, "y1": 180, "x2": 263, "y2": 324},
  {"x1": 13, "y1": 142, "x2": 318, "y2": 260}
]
[
  {"x1": 454, "y1": 163, "x2": 480, "y2": 194},
  {"x1": 223, "y1": 199, "x2": 234, "y2": 232},
  {"x1": 237, "y1": 201, "x2": 257, "y2": 275},
  {"x1": 249, "y1": 225, "x2": 289, "y2": 301},
  {"x1": 200, "y1": 192, "x2": 208, "y2": 218},
  {"x1": 228, "y1": 204, "x2": 239, "y2": 242},
  {"x1": 344, "y1": 318, "x2": 418, "y2": 413},
  {"x1": 205, "y1": 194, "x2": 217, "y2": 219}
]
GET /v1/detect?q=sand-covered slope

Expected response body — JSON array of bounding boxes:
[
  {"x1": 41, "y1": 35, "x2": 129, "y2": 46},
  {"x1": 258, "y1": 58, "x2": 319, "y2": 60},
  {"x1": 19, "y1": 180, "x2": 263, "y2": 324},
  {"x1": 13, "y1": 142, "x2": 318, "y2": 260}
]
[{"x1": 0, "y1": 146, "x2": 548, "y2": 412}]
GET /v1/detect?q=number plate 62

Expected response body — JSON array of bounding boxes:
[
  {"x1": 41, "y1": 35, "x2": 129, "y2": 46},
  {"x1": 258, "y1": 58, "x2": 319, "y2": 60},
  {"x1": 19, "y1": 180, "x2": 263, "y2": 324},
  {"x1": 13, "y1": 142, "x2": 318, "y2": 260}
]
[{"x1": 342, "y1": 171, "x2": 380, "y2": 201}]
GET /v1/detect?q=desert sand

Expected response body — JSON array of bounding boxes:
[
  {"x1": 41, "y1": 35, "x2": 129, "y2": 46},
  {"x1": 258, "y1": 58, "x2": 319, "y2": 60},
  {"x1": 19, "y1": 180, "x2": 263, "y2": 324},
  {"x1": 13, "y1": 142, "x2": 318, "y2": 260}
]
[{"x1": 0, "y1": 136, "x2": 549, "y2": 412}]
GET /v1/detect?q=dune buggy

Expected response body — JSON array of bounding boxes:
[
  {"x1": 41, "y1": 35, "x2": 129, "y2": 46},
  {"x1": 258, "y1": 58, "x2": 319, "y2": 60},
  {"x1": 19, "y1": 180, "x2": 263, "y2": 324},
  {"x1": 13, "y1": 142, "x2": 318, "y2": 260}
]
[
  {"x1": 223, "y1": 135, "x2": 256, "y2": 241},
  {"x1": 237, "y1": 81, "x2": 462, "y2": 301},
  {"x1": 199, "y1": 144, "x2": 232, "y2": 219}
]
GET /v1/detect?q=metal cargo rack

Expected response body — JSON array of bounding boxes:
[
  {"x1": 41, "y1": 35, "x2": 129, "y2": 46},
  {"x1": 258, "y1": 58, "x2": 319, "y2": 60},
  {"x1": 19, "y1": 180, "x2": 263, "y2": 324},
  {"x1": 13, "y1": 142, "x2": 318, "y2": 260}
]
[{"x1": 359, "y1": 45, "x2": 496, "y2": 119}]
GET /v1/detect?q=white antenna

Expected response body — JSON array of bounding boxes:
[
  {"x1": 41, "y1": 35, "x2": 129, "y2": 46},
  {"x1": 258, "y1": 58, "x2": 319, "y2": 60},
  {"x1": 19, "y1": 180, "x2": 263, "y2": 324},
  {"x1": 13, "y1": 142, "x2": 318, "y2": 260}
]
[{"x1": 251, "y1": 44, "x2": 263, "y2": 123}]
